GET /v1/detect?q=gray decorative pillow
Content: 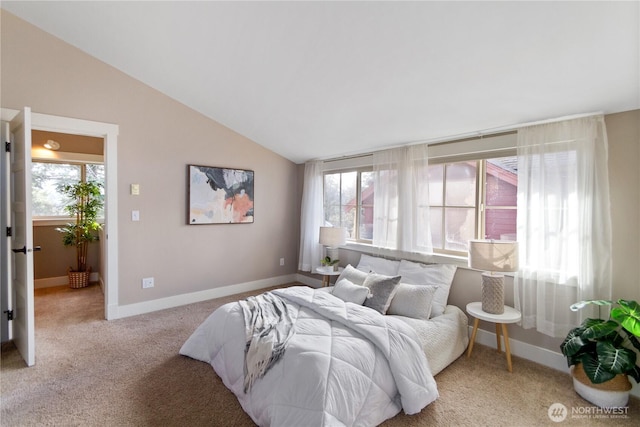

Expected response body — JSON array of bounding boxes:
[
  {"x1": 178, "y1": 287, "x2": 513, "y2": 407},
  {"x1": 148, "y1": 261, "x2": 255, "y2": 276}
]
[
  {"x1": 362, "y1": 274, "x2": 402, "y2": 314},
  {"x1": 387, "y1": 283, "x2": 438, "y2": 319},
  {"x1": 332, "y1": 278, "x2": 370, "y2": 305},
  {"x1": 335, "y1": 264, "x2": 369, "y2": 286}
]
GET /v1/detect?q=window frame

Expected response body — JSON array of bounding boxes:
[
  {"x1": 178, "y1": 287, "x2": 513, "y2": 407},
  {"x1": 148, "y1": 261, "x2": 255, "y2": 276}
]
[
  {"x1": 320, "y1": 133, "x2": 518, "y2": 259},
  {"x1": 31, "y1": 159, "x2": 105, "y2": 225},
  {"x1": 428, "y1": 152, "x2": 518, "y2": 256},
  {"x1": 322, "y1": 153, "x2": 518, "y2": 256},
  {"x1": 427, "y1": 159, "x2": 481, "y2": 256},
  {"x1": 323, "y1": 167, "x2": 373, "y2": 243}
]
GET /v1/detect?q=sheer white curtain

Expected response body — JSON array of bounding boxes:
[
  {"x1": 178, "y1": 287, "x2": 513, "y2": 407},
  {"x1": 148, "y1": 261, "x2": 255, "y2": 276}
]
[
  {"x1": 372, "y1": 144, "x2": 432, "y2": 253},
  {"x1": 514, "y1": 115, "x2": 612, "y2": 338},
  {"x1": 298, "y1": 160, "x2": 325, "y2": 272}
]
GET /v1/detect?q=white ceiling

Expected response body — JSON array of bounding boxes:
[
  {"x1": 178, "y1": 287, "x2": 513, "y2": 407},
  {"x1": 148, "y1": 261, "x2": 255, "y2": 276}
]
[{"x1": 3, "y1": 1, "x2": 638, "y2": 164}]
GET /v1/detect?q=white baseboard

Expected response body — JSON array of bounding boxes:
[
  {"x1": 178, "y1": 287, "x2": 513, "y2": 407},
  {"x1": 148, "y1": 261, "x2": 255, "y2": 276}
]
[
  {"x1": 35, "y1": 273, "x2": 100, "y2": 289},
  {"x1": 471, "y1": 326, "x2": 640, "y2": 399},
  {"x1": 295, "y1": 273, "x2": 323, "y2": 288},
  {"x1": 111, "y1": 274, "x2": 298, "y2": 319}
]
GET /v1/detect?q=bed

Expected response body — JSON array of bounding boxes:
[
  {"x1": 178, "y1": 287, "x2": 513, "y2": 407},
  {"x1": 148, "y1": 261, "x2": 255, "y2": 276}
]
[{"x1": 180, "y1": 256, "x2": 469, "y2": 426}]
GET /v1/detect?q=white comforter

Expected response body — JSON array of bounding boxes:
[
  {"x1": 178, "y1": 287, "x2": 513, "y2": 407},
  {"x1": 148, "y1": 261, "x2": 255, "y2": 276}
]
[{"x1": 180, "y1": 286, "x2": 438, "y2": 426}]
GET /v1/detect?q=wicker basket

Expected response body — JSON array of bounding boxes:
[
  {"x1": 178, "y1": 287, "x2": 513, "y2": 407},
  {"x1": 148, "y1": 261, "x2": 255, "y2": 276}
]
[
  {"x1": 68, "y1": 267, "x2": 91, "y2": 289},
  {"x1": 571, "y1": 363, "x2": 631, "y2": 408},
  {"x1": 572, "y1": 363, "x2": 632, "y2": 392}
]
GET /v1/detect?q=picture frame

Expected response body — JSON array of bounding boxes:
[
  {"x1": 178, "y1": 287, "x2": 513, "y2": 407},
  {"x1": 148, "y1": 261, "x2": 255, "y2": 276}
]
[{"x1": 188, "y1": 165, "x2": 254, "y2": 224}]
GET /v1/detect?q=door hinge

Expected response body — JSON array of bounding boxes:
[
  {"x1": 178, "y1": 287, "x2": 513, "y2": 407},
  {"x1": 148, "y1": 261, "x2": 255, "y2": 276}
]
[
  {"x1": 4, "y1": 310, "x2": 13, "y2": 321},
  {"x1": 5, "y1": 141, "x2": 10, "y2": 152},
  {"x1": 6, "y1": 227, "x2": 11, "y2": 237}
]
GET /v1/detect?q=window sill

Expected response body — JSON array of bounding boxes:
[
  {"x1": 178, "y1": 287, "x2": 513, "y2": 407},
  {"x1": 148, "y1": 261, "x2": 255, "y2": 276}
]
[
  {"x1": 33, "y1": 218, "x2": 105, "y2": 227},
  {"x1": 341, "y1": 242, "x2": 470, "y2": 268}
]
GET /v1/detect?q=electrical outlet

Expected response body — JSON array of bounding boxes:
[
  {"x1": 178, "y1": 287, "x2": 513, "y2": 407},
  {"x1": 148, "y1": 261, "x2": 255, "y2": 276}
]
[
  {"x1": 142, "y1": 277, "x2": 154, "y2": 289},
  {"x1": 280, "y1": 258, "x2": 285, "y2": 266}
]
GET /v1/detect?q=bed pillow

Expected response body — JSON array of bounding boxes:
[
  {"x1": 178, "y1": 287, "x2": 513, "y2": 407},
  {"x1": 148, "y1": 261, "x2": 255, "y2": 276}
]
[
  {"x1": 387, "y1": 283, "x2": 438, "y2": 320},
  {"x1": 332, "y1": 278, "x2": 370, "y2": 305},
  {"x1": 335, "y1": 264, "x2": 369, "y2": 286},
  {"x1": 397, "y1": 260, "x2": 457, "y2": 318},
  {"x1": 356, "y1": 254, "x2": 401, "y2": 276},
  {"x1": 362, "y1": 274, "x2": 401, "y2": 314}
]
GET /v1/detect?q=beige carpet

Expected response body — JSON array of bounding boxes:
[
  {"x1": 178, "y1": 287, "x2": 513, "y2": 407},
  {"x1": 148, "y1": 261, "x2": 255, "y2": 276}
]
[{"x1": 1, "y1": 283, "x2": 638, "y2": 427}]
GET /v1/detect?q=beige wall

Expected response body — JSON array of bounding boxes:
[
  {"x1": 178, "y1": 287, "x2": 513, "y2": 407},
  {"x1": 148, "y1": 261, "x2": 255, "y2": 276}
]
[
  {"x1": 605, "y1": 110, "x2": 640, "y2": 302},
  {"x1": 33, "y1": 226, "x2": 100, "y2": 280},
  {"x1": 1, "y1": 11, "x2": 300, "y2": 305}
]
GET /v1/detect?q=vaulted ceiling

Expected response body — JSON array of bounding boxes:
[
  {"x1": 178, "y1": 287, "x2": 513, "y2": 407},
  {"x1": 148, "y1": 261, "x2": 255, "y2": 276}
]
[{"x1": 3, "y1": 1, "x2": 638, "y2": 164}]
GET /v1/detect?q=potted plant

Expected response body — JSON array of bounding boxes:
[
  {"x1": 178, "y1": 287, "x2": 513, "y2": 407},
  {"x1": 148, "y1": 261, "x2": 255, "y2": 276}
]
[
  {"x1": 56, "y1": 181, "x2": 103, "y2": 288},
  {"x1": 320, "y1": 256, "x2": 340, "y2": 272},
  {"x1": 560, "y1": 299, "x2": 640, "y2": 408}
]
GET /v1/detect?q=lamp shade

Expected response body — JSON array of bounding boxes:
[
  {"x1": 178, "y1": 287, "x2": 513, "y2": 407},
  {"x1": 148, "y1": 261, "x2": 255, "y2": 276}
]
[
  {"x1": 468, "y1": 240, "x2": 519, "y2": 272},
  {"x1": 319, "y1": 226, "x2": 347, "y2": 247}
]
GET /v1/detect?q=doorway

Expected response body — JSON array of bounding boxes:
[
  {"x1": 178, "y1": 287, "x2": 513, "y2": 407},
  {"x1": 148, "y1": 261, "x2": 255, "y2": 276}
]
[
  {"x1": 31, "y1": 130, "x2": 105, "y2": 314},
  {"x1": 28, "y1": 111, "x2": 119, "y2": 321},
  {"x1": 1, "y1": 108, "x2": 119, "y2": 357}
]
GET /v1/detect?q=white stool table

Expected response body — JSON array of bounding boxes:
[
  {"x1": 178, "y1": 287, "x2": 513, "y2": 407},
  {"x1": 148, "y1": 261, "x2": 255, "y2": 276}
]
[
  {"x1": 466, "y1": 302, "x2": 521, "y2": 372},
  {"x1": 314, "y1": 267, "x2": 344, "y2": 287}
]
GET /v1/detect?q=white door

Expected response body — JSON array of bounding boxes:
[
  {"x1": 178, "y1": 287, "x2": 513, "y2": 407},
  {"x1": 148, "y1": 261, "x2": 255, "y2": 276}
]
[
  {"x1": 1, "y1": 121, "x2": 11, "y2": 343},
  {"x1": 9, "y1": 107, "x2": 35, "y2": 366}
]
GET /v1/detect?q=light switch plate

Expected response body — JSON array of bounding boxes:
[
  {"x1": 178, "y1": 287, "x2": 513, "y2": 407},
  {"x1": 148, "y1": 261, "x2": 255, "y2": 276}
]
[
  {"x1": 131, "y1": 184, "x2": 140, "y2": 195},
  {"x1": 132, "y1": 210, "x2": 140, "y2": 221}
]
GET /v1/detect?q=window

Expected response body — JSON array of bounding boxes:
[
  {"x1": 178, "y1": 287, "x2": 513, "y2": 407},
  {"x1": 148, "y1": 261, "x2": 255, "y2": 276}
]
[
  {"x1": 428, "y1": 156, "x2": 517, "y2": 255},
  {"x1": 323, "y1": 169, "x2": 374, "y2": 242},
  {"x1": 32, "y1": 161, "x2": 105, "y2": 218},
  {"x1": 322, "y1": 155, "x2": 518, "y2": 255},
  {"x1": 483, "y1": 157, "x2": 518, "y2": 241},
  {"x1": 428, "y1": 161, "x2": 478, "y2": 253}
]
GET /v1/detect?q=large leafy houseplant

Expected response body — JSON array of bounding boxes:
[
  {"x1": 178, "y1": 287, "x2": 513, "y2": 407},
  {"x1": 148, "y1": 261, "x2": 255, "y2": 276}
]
[
  {"x1": 56, "y1": 181, "x2": 103, "y2": 273},
  {"x1": 560, "y1": 299, "x2": 640, "y2": 385}
]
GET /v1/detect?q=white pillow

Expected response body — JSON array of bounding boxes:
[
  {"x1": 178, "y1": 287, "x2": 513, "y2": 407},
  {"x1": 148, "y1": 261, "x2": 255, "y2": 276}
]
[
  {"x1": 356, "y1": 254, "x2": 401, "y2": 276},
  {"x1": 387, "y1": 283, "x2": 437, "y2": 320},
  {"x1": 397, "y1": 260, "x2": 457, "y2": 318},
  {"x1": 332, "y1": 278, "x2": 369, "y2": 305},
  {"x1": 336, "y1": 264, "x2": 369, "y2": 285}
]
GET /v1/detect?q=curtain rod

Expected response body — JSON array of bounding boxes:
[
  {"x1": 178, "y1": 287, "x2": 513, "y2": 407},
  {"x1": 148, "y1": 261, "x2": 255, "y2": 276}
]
[{"x1": 318, "y1": 111, "x2": 603, "y2": 163}]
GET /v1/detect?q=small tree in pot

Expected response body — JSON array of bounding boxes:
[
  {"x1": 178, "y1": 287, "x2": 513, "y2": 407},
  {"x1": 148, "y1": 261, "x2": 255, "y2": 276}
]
[{"x1": 56, "y1": 180, "x2": 103, "y2": 288}]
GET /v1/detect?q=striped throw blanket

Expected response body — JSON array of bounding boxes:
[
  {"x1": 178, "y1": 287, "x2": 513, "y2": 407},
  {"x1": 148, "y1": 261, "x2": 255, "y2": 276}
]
[{"x1": 238, "y1": 292, "x2": 295, "y2": 393}]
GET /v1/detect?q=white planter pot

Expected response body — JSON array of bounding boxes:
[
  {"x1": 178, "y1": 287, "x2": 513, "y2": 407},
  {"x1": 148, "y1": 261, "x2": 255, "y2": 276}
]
[
  {"x1": 571, "y1": 364, "x2": 631, "y2": 408},
  {"x1": 572, "y1": 378, "x2": 630, "y2": 408}
]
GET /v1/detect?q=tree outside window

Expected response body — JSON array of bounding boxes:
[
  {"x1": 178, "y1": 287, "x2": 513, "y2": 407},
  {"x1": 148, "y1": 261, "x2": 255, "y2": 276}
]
[{"x1": 32, "y1": 162, "x2": 105, "y2": 218}]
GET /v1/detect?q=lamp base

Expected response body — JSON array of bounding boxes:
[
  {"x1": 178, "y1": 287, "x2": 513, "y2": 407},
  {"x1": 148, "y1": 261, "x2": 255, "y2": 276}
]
[
  {"x1": 326, "y1": 247, "x2": 340, "y2": 262},
  {"x1": 481, "y1": 273, "x2": 504, "y2": 314}
]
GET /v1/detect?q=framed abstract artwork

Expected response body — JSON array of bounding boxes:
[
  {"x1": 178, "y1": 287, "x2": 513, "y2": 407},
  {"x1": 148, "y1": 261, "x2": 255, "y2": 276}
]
[{"x1": 188, "y1": 165, "x2": 254, "y2": 224}]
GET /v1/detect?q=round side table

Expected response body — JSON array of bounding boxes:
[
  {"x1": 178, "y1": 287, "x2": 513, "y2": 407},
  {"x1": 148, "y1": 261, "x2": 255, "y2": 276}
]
[
  {"x1": 466, "y1": 302, "x2": 521, "y2": 372},
  {"x1": 314, "y1": 267, "x2": 344, "y2": 287}
]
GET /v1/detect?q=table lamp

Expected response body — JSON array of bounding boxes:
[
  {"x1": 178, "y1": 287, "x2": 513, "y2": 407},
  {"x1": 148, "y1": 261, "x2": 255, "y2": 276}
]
[
  {"x1": 468, "y1": 240, "x2": 519, "y2": 314},
  {"x1": 319, "y1": 226, "x2": 347, "y2": 265}
]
